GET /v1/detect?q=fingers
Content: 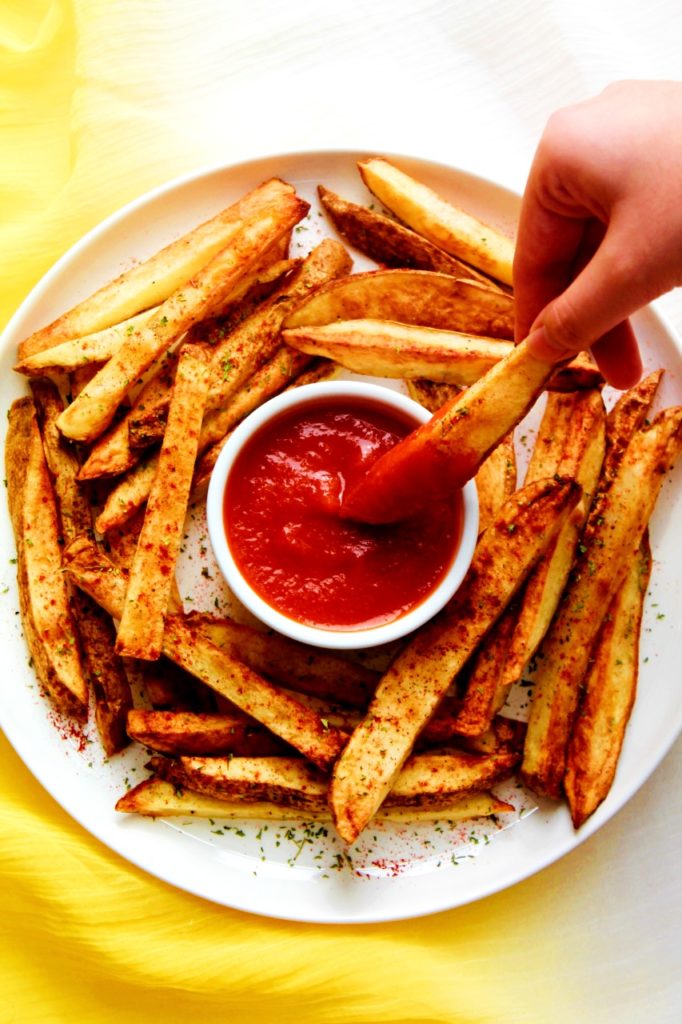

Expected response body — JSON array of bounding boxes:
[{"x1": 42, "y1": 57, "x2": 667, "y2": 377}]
[{"x1": 589, "y1": 321, "x2": 642, "y2": 390}]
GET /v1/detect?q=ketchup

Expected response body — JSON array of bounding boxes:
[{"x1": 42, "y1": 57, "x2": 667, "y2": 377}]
[{"x1": 224, "y1": 396, "x2": 462, "y2": 631}]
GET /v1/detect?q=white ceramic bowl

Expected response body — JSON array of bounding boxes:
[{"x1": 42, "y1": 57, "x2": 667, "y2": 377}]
[{"x1": 207, "y1": 379, "x2": 478, "y2": 649}]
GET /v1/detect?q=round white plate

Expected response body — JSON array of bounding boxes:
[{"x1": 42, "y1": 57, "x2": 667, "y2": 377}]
[{"x1": 1, "y1": 151, "x2": 681, "y2": 924}]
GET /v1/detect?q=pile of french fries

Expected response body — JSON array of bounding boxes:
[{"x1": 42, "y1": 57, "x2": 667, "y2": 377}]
[{"x1": 6, "y1": 156, "x2": 682, "y2": 851}]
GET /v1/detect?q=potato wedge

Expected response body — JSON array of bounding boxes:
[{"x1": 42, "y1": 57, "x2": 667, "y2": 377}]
[
  {"x1": 6, "y1": 399, "x2": 88, "y2": 719},
  {"x1": 521, "y1": 407, "x2": 682, "y2": 798},
  {"x1": 19, "y1": 177, "x2": 302, "y2": 360},
  {"x1": 63, "y1": 538, "x2": 346, "y2": 769},
  {"x1": 342, "y1": 337, "x2": 559, "y2": 523},
  {"x1": 283, "y1": 268, "x2": 514, "y2": 339},
  {"x1": 126, "y1": 709, "x2": 289, "y2": 757},
  {"x1": 186, "y1": 613, "x2": 378, "y2": 708},
  {"x1": 95, "y1": 454, "x2": 158, "y2": 534},
  {"x1": 499, "y1": 390, "x2": 606, "y2": 695},
  {"x1": 603, "y1": 370, "x2": 663, "y2": 483},
  {"x1": 329, "y1": 476, "x2": 581, "y2": 843},
  {"x1": 56, "y1": 189, "x2": 308, "y2": 442},
  {"x1": 451, "y1": 601, "x2": 520, "y2": 737},
  {"x1": 358, "y1": 157, "x2": 515, "y2": 285},
  {"x1": 318, "y1": 184, "x2": 503, "y2": 287},
  {"x1": 115, "y1": 776, "x2": 513, "y2": 822},
  {"x1": 564, "y1": 536, "x2": 651, "y2": 828},
  {"x1": 116, "y1": 343, "x2": 211, "y2": 659}
]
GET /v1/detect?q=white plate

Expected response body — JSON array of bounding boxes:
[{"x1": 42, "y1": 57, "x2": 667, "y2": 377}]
[{"x1": 1, "y1": 150, "x2": 681, "y2": 924}]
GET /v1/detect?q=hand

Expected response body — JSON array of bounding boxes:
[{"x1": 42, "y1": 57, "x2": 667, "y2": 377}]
[{"x1": 514, "y1": 80, "x2": 682, "y2": 388}]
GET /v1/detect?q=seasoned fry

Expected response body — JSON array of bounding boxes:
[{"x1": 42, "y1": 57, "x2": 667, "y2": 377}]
[
  {"x1": 63, "y1": 538, "x2": 347, "y2": 769},
  {"x1": 358, "y1": 157, "x2": 515, "y2": 285},
  {"x1": 564, "y1": 536, "x2": 652, "y2": 828},
  {"x1": 318, "y1": 184, "x2": 503, "y2": 287},
  {"x1": 284, "y1": 320, "x2": 511, "y2": 384},
  {"x1": 603, "y1": 370, "x2": 663, "y2": 482},
  {"x1": 284, "y1": 268, "x2": 515, "y2": 338},
  {"x1": 116, "y1": 776, "x2": 513, "y2": 822},
  {"x1": 116, "y1": 343, "x2": 211, "y2": 659},
  {"x1": 6, "y1": 400, "x2": 88, "y2": 719},
  {"x1": 95, "y1": 454, "x2": 158, "y2": 534},
  {"x1": 56, "y1": 189, "x2": 308, "y2": 442},
  {"x1": 19, "y1": 178, "x2": 302, "y2": 360},
  {"x1": 126, "y1": 709, "x2": 289, "y2": 757},
  {"x1": 342, "y1": 338, "x2": 559, "y2": 523},
  {"x1": 405, "y1": 380, "x2": 516, "y2": 534},
  {"x1": 451, "y1": 602, "x2": 520, "y2": 737},
  {"x1": 521, "y1": 407, "x2": 682, "y2": 798},
  {"x1": 499, "y1": 390, "x2": 606, "y2": 696},
  {"x1": 187, "y1": 613, "x2": 379, "y2": 708},
  {"x1": 329, "y1": 477, "x2": 581, "y2": 843}
]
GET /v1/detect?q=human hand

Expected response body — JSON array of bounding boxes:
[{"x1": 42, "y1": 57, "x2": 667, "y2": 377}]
[{"x1": 514, "y1": 80, "x2": 682, "y2": 389}]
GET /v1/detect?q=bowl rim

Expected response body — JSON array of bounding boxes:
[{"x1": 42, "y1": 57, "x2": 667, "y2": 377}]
[{"x1": 206, "y1": 379, "x2": 479, "y2": 649}]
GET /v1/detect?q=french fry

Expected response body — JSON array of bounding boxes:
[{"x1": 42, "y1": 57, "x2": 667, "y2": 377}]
[
  {"x1": 56, "y1": 188, "x2": 308, "y2": 442},
  {"x1": 342, "y1": 338, "x2": 560, "y2": 524},
  {"x1": 95, "y1": 454, "x2": 158, "y2": 534},
  {"x1": 329, "y1": 476, "x2": 581, "y2": 843},
  {"x1": 358, "y1": 157, "x2": 515, "y2": 285},
  {"x1": 186, "y1": 613, "x2": 379, "y2": 708},
  {"x1": 451, "y1": 601, "x2": 520, "y2": 737},
  {"x1": 6, "y1": 400, "x2": 88, "y2": 719},
  {"x1": 405, "y1": 380, "x2": 516, "y2": 534},
  {"x1": 602, "y1": 370, "x2": 663, "y2": 483},
  {"x1": 116, "y1": 776, "x2": 513, "y2": 822},
  {"x1": 171, "y1": 750, "x2": 518, "y2": 808},
  {"x1": 284, "y1": 320, "x2": 511, "y2": 385},
  {"x1": 564, "y1": 536, "x2": 652, "y2": 828},
  {"x1": 499, "y1": 390, "x2": 606, "y2": 697},
  {"x1": 16, "y1": 307, "x2": 160, "y2": 377},
  {"x1": 62, "y1": 538, "x2": 347, "y2": 769},
  {"x1": 283, "y1": 268, "x2": 515, "y2": 339},
  {"x1": 19, "y1": 178, "x2": 302, "y2": 360},
  {"x1": 126, "y1": 709, "x2": 289, "y2": 757},
  {"x1": 116, "y1": 343, "x2": 211, "y2": 659},
  {"x1": 78, "y1": 352, "x2": 178, "y2": 481},
  {"x1": 318, "y1": 184, "x2": 503, "y2": 288},
  {"x1": 521, "y1": 407, "x2": 682, "y2": 798}
]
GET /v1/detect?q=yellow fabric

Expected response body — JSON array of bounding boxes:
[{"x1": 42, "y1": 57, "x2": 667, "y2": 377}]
[{"x1": 2, "y1": 3, "x2": 681, "y2": 1022}]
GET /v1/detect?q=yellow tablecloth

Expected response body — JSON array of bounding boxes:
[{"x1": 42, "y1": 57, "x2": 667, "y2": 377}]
[{"x1": 2, "y1": 3, "x2": 681, "y2": 1022}]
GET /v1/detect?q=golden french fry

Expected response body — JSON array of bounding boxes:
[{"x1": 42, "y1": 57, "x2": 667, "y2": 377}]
[
  {"x1": 564, "y1": 536, "x2": 651, "y2": 828},
  {"x1": 342, "y1": 338, "x2": 558, "y2": 524},
  {"x1": 95, "y1": 455, "x2": 158, "y2": 534},
  {"x1": 358, "y1": 157, "x2": 515, "y2": 285},
  {"x1": 126, "y1": 709, "x2": 288, "y2": 757},
  {"x1": 116, "y1": 343, "x2": 211, "y2": 659},
  {"x1": 603, "y1": 370, "x2": 663, "y2": 482},
  {"x1": 284, "y1": 268, "x2": 515, "y2": 338},
  {"x1": 318, "y1": 184, "x2": 504, "y2": 288},
  {"x1": 62, "y1": 538, "x2": 347, "y2": 770},
  {"x1": 6, "y1": 400, "x2": 88, "y2": 719},
  {"x1": 499, "y1": 390, "x2": 606, "y2": 696},
  {"x1": 115, "y1": 775, "x2": 513, "y2": 822},
  {"x1": 19, "y1": 178, "x2": 302, "y2": 360},
  {"x1": 521, "y1": 407, "x2": 682, "y2": 799},
  {"x1": 451, "y1": 601, "x2": 520, "y2": 737},
  {"x1": 329, "y1": 476, "x2": 580, "y2": 843},
  {"x1": 56, "y1": 189, "x2": 308, "y2": 442}
]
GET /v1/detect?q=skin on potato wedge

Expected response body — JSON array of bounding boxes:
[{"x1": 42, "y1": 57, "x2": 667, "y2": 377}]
[
  {"x1": 521, "y1": 407, "x2": 682, "y2": 799},
  {"x1": 115, "y1": 776, "x2": 513, "y2": 823},
  {"x1": 358, "y1": 157, "x2": 515, "y2": 285},
  {"x1": 499, "y1": 390, "x2": 606, "y2": 696},
  {"x1": 170, "y1": 750, "x2": 518, "y2": 809},
  {"x1": 19, "y1": 177, "x2": 301, "y2": 360},
  {"x1": 318, "y1": 184, "x2": 503, "y2": 288},
  {"x1": 126, "y1": 709, "x2": 290, "y2": 757},
  {"x1": 56, "y1": 189, "x2": 308, "y2": 442},
  {"x1": 6, "y1": 399, "x2": 88, "y2": 719},
  {"x1": 564, "y1": 535, "x2": 652, "y2": 828},
  {"x1": 62, "y1": 538, "x2": 346, "y2": 770},
  {"x1": 283, "y1": 268, "x2": 515, "y2": 339},
  {"x1": 329, "y1": 476, "x2": 581, "y2": 843},
  {"x1": 342, "y1": 338, "x2": 559, "y2": 524},
  {"x1": 115, "y1": 343, "x2": 211, "y2": 659},
  {"x1": 129, "y1": 238, "x2": 352, "y2": 446},
  {"x1": 602, "y1": 370, "x2": 663, "y2": 483},
  {"x1": 451, "y1": 601, "x2": 520, "y2": 737}
]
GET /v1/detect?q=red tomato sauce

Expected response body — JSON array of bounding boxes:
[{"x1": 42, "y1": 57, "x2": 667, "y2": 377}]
[{"x1": 224, "y1": 396, "x2": 462, "y2": 631}]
